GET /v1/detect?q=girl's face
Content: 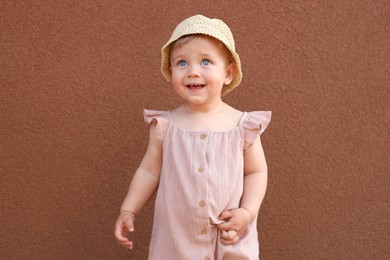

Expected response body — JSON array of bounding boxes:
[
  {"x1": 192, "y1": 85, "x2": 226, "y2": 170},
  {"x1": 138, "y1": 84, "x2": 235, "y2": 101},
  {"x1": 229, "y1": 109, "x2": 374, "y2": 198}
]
[{"x1": 170, "y1": 35, "x2": 235, "y2": 108}]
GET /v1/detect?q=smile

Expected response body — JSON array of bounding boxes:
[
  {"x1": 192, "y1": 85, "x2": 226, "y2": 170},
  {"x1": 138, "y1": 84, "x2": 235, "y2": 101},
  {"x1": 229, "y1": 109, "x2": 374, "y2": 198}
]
[{"x1": 186, "y1": 84, "x2": 205, "y2": 90}]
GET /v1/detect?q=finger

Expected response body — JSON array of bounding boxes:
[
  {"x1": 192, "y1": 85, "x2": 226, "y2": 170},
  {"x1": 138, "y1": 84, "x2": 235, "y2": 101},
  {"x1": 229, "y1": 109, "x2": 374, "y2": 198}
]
[
  {"x1": 115, "y1": 224, "x2": 127, "y2": 241},
  {"x1": 218, "y1": 221, "x2": 233, "y2": 231},
  {"x1": 221, "y1": 230, "x2": 238, "y2": 241},
  {"x1": 117, "y1": 232, "x2": 134, "y2": 250},
  {"x1": 121, "y1": 216, "x2": 135, "y2": 232},
  {"x1": 220, "y1": 234, "x2": 240, "y2": 245},
  {"x1": 120, "y1": 240, "x2": 134, "y2": 250},
  {"x1": 125, "y1": 221, "x2": 135, "y2": 232},
  {"x1": 221, "y1": 230, "x2": 230, "y2": 240},
  {"x1": 227, "y1": 230, "x2": 238, "y2": 239},
  {"x1": 219, "y1": 210, "x2": 233, "y2": 220},
  {"x1": 122, "y1": 226, "x2": 129, "y2": 237},
  {"x1": 220, "y1": 237, "x2": 234, "y2": 245},
  {"x1": 121, "y1": 221, "x2": 135, "y2": 235},
  {"x1": 221, "y1": 230, "x2": 237, "y2": 240}
]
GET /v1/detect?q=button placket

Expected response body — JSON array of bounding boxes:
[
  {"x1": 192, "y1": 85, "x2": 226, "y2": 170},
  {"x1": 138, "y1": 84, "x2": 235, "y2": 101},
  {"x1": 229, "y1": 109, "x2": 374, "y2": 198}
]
[
  {"x1": 198, "y1": 133, "x2": 207, "y2": 216},
  {"x1": 197, "y1": 133, "x2": 207, "y2": 174},
  {"x1": 194, "y1": 132, "x2": 210, "y2": 243}
]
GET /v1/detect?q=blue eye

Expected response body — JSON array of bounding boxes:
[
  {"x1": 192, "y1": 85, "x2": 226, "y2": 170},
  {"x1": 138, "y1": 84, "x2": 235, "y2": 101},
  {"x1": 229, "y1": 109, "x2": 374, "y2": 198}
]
[
  {"x1": 178, "y1": 60, "x2": 187, "y2": 66},
  {"x1": 201, "y1": 59, "x2": 211, "y2": 66}
]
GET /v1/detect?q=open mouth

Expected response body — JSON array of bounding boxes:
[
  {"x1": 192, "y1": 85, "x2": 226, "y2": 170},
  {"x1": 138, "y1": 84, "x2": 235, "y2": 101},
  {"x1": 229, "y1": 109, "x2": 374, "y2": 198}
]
[{"x1": 186, "y1": 84, "x2": 205, "y2": 90}]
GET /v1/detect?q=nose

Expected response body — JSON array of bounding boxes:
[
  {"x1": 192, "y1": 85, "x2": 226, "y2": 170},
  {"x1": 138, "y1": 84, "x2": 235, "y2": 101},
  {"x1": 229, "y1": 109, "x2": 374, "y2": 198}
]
[{"x1": 187, "y1": 64, "x2": 201, "y2": 77}]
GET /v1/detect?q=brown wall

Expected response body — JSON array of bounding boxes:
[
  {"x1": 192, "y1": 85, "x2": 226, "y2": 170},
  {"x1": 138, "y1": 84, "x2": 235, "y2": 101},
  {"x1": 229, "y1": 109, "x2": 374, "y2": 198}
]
[{"x1": 1, "y1": 0, "x2": 389, "y2": 259}]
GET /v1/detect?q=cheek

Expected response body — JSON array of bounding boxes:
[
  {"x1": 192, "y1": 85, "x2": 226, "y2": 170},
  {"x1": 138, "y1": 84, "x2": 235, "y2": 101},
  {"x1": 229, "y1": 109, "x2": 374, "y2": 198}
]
[
  {"x1": 171, "y1": 73, "x2": 179, "y2": 84},
  {"x1": 171, "y1": 69, "x2": 188, "y2": 84},
  {"x1": 171, "y1": 73, "x2": 184, "y2": 89},
  {"x1": 171, "y1": 69, "x2": 181, "y2": 79},
  {"x1": 209, "y1": 69, "x2": 228, "y2": 84}
]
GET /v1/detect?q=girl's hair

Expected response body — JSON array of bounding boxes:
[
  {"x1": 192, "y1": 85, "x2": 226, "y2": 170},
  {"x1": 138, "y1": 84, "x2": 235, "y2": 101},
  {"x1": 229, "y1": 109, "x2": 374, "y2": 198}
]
[{"x1": 168, "y1": 34, "x2": 234, "y2": 66}]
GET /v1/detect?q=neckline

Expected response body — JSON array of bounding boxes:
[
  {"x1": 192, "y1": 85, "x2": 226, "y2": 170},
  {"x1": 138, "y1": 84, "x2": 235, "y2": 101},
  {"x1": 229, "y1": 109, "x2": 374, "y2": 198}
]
[{"x1": 168, "y1": 111, "x2": 247, "y2": 133}]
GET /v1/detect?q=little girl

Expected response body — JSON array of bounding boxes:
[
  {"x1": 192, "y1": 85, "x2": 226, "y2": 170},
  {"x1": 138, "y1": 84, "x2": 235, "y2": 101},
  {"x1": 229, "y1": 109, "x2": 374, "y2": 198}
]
[{"x1": 115, "y1": 14, "x2": 271, "y2": 260}]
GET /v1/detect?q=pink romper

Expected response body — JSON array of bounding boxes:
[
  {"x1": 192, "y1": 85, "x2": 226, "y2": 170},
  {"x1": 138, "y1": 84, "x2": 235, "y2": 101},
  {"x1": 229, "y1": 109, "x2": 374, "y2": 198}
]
[{"x1": 144, "y1": 109, "x2": 271, "y2": 260}]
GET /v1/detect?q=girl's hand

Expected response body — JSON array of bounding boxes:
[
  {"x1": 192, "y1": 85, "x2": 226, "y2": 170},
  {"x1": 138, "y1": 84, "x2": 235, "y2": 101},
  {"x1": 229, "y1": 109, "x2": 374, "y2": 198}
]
[
  {"x1": 221, "y1": 230, "x2": 239, "y2": 244},
  {"x1": 114, "y1": 211, "x2": 136, "y2": 250},
  {"x1": 217, "y1": 208, "x2": 252, "y2": 245}
]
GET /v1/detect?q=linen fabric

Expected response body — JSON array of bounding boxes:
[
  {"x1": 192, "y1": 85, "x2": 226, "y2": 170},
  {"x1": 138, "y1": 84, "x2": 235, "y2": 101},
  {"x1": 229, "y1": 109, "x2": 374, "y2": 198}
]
[{"x1": 143, "y1": 109, "x2": 271, "y2": 260}]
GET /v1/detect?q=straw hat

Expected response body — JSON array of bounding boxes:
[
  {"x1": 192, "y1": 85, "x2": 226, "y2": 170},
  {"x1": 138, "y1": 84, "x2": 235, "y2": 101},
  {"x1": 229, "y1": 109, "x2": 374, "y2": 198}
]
[{"x1": 161, "y1": 14, "x2": 242, "y2": 95}]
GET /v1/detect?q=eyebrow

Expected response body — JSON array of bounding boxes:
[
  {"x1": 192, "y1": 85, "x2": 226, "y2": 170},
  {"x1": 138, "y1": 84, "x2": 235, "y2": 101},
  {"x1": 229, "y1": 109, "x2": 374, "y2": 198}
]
[
  {"x1": 172, "y1": 52, "x2": 216, "y2": 59},
  {"x1": 170, "y1": 54, "x2": 186, "y2": 61}
]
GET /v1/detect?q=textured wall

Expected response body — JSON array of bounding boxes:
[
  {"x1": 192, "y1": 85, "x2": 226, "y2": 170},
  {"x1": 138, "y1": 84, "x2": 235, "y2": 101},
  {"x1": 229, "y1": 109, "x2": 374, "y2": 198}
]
[{"x1": 1, "y1": 0, "x2": 389, "y2": 259}]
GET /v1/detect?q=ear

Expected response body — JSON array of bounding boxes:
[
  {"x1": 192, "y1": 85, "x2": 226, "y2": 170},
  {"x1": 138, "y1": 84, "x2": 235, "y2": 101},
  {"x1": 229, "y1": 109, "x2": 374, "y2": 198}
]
[{"x1": 224, "y1": 63, "x2": 236, "y2": 85}]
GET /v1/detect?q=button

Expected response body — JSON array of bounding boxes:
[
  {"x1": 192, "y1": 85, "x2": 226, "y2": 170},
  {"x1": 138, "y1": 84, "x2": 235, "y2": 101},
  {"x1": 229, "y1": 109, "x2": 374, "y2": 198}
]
[
  {"x1": 200, "y1": 134, "x2": 207, "y2": 139},
  {"x1": 198, "y1": 166, "x2": 204, "y2": 173},
  {"x1": 201, "y1": 228, "x2": 208, "y2": 235},
  {"x1": 199, "y1": 200, "x2": 206, "y2": 207},
  {"x1": 204, "y1": 256, "x2": 211, "y2": 260}
]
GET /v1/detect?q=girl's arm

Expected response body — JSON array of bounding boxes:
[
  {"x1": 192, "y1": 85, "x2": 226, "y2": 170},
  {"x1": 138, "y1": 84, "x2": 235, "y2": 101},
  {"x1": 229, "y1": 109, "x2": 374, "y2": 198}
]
[
  {"x1": 114, "y1": 123, "x2": 162, "y2": 249},
  {"x1": 120, "y1": 122, "x2": 162, "y2": 214},
  {"x1": 218, "y1": 135, "x2": 268, "y2": 244},
  {"x1": 241, "y1": 134, "x2": 268, "y2": 219}
]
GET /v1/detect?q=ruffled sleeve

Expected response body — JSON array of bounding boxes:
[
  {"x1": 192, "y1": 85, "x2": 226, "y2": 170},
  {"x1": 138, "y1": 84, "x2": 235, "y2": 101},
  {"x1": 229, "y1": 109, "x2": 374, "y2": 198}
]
[
  {"x1": 143, "y1": 109, "x2": 171, "y2": 142},
  {"x1": 242, "y1": 111, "x2": 271, "y2": 151}
]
